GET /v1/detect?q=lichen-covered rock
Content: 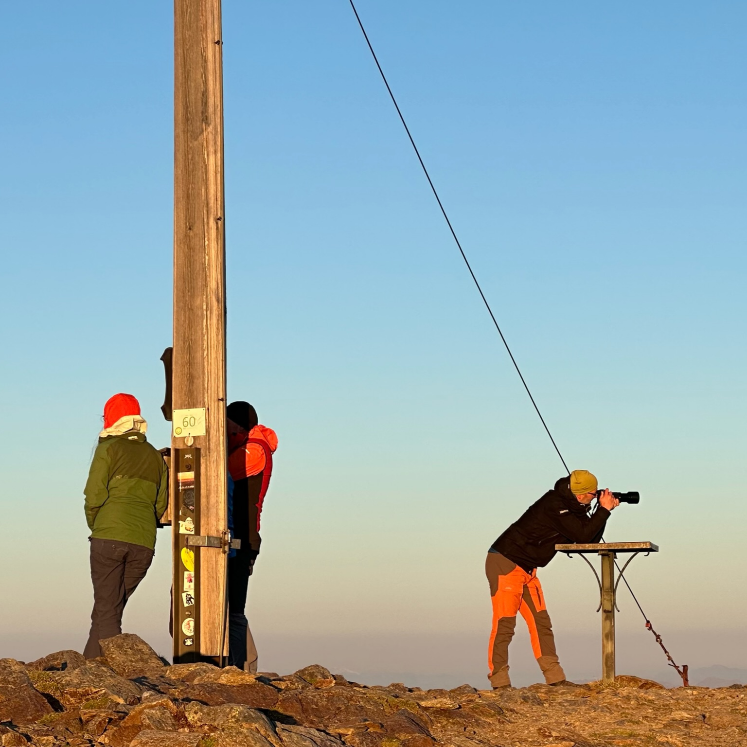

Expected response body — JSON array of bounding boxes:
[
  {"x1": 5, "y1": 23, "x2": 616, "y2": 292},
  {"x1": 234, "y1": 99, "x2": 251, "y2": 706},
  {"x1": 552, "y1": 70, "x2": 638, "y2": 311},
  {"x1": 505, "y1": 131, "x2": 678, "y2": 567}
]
[
  {"x1": 1, "y1": 731, "x2": 30, "y2": 746},
  {"x1": 274, "y1": 686, "x2": 425, "y2": 732},
  {"x1": 29, "y1": 661, "x2": 141, "y2": 709},
  {"x1": 173, "y1": 681, "x2": 279, "y2": 710},
  {"x1": 209, "y1": 729, "x2": 276, "y2": 747},
  {"x1": 191, "y1": 666, "x2": 261, "y2": 686},
  {"x1": 165, "y1": 662, "x2": 220, "y2": 683},
  {"x1": 99, "y1": 635, "x2": 166, "y2": 680},
  {"x1": 129, "y1": 731, "x2": 202, "y2": 747},
  {"x1": 25, "y1": 651, "x2": 86, "y2": 674},
  {"x1": 5, "y1": 643, "x2": 747, "y2": 747},
  {"x1": 0, "y1": 659, "x2": 54, "y2": 724},
  {"x1": 276, "y1": 724, "x2": 344, "y2": 747},
  {"x1": 294, "y1": 666, "x2": 335, "y2": 689},
  {"x1": 184, "y1": 702, "x2": 277, "y2": 741}
]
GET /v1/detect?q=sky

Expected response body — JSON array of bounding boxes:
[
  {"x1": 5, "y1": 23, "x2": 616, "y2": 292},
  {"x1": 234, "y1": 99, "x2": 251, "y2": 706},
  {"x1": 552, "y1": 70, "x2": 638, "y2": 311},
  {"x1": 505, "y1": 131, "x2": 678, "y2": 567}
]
[{"x1": 0, "y1": 1, "x2": 745, "y2": 687}]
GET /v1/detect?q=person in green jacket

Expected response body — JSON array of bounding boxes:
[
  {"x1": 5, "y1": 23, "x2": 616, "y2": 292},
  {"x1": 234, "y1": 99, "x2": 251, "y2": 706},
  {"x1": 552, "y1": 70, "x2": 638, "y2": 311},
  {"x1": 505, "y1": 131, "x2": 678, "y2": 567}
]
[{"x1": 83, "y1": 393, "x2": 168, "y2": 658}]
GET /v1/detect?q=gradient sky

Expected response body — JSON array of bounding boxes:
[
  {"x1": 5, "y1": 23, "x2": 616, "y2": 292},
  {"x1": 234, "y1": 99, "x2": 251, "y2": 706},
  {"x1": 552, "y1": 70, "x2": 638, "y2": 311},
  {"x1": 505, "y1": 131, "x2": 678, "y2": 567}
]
[{"x1": 1, "y1": 1, "x2": 745, "y2": 687}]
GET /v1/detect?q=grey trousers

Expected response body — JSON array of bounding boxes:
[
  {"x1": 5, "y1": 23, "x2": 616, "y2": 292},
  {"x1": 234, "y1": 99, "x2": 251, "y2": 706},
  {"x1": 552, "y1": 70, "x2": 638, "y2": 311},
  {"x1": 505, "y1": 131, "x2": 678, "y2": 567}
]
[{"x1": 84, "y1": 538, "x2": 154, "y2": 659}]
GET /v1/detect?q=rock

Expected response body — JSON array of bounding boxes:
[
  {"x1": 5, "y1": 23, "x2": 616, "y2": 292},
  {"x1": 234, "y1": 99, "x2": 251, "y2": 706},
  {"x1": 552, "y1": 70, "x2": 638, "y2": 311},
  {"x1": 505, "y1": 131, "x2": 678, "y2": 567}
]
[
  {"x1": 129, "y1": 731, "x2": 202, "y2": 747},
  {"x1": 278, "y1": 687, "x2": 412, "y2": 729},
  {"x1": 1, "y1": 733, "x2": 30, "y2": 747},
  {"x1": 209, "y1": 730, "x2": 275, "y2": 747},
  {"x1": 705, "y1": 710, "x2": 745, "y2": 728},
  {"x1": 192, "y1": 666, "x2": 261, "y2": 686},
  {"x1": 0, "y1": 658, "x2": 54, "y2": 724},
  {"x1": 104, "y1": 698, "x2": 179, "y2": 746},
  {"x1": 26, "y1": 651, "x2": 86, "y2": 673},
  {"x1": 276, "y1": 724, "x2": 344, "y2": 746},
  {"x1": 99, "y1": 634, "x2": 166, "y2": 679},
  {"x1": 294, "y1": 666, "x2": 335, "y2": 689},
  {"x1": 29, "y1": 661, "x2": 142, "y2": 709},
  {"x1": 614, "y1": 674, "x2": 666, "y2": 690},
  {"x1": 174, "y1": 682, "x2": 279, "y2": 709},
  {"x1": 184, "y1": 702, "x2": 277, "y2": 742},
  {"x1": 165, "y1": 662, "x2": 220, "y2": 683}
]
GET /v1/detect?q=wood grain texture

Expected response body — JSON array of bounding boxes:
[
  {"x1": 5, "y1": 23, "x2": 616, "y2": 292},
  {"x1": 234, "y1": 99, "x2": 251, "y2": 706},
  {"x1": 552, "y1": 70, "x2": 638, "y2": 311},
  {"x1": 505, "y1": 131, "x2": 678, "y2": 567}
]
[
  {"x1": 600, "y1": 551, "x2": 616, "y2": 683},
  {"x1": 173, "y1": 0, "x2": 227, "y2": 657}
]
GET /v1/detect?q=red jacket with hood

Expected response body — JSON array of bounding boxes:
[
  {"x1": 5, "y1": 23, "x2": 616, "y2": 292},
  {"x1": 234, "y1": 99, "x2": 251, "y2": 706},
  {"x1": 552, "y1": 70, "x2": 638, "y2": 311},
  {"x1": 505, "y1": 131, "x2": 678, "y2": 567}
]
[{"x1": 227, "y1": 420, "x2": 278, "y2": 556}]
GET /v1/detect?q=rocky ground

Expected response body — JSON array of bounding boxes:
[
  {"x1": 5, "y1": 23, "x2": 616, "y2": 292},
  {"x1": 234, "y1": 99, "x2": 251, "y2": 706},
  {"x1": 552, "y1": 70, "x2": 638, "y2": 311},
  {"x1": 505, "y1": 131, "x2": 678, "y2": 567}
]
[{"x1": 1, "y1": 635, "x2": 744, "y2": 747}]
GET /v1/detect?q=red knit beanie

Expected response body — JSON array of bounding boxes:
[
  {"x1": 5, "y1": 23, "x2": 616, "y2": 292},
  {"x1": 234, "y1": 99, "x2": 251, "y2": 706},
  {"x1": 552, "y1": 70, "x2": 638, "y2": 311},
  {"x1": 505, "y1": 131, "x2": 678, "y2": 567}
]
[{"x1": 103, "y1": 393, "x2": 141, "y2": 429}]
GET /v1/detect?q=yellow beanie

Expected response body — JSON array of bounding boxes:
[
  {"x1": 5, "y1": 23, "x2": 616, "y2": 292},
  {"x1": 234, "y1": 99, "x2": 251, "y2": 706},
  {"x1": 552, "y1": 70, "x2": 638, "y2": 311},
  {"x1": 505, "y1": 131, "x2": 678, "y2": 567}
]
[{"x1": 570, "y1": 469, "x2": 598, "y2": 495}]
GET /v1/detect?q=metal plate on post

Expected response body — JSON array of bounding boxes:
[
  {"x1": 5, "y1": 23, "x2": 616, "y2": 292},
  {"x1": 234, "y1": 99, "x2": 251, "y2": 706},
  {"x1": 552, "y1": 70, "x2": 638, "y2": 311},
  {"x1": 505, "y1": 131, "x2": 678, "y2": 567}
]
[{"x1": 173, "y1": 408, "x2": 207, "y2": 439}]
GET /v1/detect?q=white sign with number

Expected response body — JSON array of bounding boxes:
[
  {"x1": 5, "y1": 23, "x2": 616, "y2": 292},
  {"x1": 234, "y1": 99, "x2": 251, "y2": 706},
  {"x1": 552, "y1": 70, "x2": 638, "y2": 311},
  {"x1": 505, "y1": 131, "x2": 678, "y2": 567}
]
[{"x1": 173, "y1": 408, "x2": 206, "y2": 439}]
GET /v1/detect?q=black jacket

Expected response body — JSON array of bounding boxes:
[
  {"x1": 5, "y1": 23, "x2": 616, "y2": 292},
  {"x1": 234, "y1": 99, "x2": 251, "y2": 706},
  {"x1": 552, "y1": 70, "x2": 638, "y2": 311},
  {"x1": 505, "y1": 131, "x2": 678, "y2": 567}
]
[{"x1": 491, "y1": 476, "x2": 610, "y2": 572}]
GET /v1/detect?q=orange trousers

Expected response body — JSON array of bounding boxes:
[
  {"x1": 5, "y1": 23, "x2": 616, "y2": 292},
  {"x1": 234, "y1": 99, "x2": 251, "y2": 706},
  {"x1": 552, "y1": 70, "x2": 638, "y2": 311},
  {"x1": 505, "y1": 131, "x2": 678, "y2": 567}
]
[{"x1": 486, "y1": 551, "x2": 565, "y2": 687}]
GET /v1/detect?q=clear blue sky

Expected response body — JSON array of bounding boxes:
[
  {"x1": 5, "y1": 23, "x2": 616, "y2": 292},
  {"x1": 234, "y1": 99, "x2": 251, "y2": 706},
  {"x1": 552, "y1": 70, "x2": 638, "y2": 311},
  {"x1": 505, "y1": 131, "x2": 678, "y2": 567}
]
[{"x1": 1, "y1": 1, "x2": 745, "y2": 686}]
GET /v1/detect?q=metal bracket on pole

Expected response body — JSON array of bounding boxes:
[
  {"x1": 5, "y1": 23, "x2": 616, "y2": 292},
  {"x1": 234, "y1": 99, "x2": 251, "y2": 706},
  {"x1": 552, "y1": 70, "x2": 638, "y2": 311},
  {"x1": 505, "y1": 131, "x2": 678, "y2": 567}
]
[{"x1": 187, "y1": 535, "x2": 241, "y2": 551}]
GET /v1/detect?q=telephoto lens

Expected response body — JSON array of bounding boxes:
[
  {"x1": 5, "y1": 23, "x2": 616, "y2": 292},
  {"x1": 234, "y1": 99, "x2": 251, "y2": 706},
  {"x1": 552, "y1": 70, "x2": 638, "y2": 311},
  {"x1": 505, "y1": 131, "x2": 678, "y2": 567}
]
[
  {"x1": 596, "y1": 490, "x2": 640, "y2": 504},
  {"x1": 612, "y1": 491, "x2": 640, "y2": 504}
]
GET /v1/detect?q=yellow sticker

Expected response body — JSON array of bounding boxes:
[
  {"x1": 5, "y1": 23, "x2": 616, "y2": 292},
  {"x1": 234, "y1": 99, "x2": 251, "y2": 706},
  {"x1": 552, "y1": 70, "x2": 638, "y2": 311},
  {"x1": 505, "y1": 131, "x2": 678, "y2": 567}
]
[{"x1": 181, "y1": 547, "x2": 195, "y2": 572}]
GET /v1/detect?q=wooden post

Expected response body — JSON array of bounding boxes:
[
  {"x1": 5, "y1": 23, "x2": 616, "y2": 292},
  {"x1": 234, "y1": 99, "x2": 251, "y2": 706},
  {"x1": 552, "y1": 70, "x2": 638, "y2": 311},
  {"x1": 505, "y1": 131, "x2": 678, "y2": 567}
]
[
  {"x1": 172, "y1": 0, "x2": 227, "y2": 661},
  {"x1": 600, "y1": 550, "x2": 616, "y2": 683}
]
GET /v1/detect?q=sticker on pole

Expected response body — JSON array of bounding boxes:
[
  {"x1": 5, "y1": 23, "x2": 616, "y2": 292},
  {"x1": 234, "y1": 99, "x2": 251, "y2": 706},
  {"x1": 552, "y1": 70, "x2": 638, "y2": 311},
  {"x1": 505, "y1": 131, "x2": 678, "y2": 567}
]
[
  {"x1": 181, "y1": 548, "x2": 195, "y2": 572},
  {"x1": 184, "y1": 571, "x2": 194, "y2": 592},
  {"x1": 179, "y1": 517, "x2": 195, "y2": 535},
  {"x1": 182, "y1": 591, "x2": 195, "y2": 607},
  {"x1": 173, "y1": 408, "x2": 206, "y2": 439},
  {"x1": 182, "y1": 618, "x2": 195, "y2": 636}
]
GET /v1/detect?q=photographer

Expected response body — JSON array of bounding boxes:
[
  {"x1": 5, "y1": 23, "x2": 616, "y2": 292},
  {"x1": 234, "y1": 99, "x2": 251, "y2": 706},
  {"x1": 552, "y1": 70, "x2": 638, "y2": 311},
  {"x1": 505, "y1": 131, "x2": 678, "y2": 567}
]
[{"x1": 486, "y1": 469, "x2": 619, "y2": 688}]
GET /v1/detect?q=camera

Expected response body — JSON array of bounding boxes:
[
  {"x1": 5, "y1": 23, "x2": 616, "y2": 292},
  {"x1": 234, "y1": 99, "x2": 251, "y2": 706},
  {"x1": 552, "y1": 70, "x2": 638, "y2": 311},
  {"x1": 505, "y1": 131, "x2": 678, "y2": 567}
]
[{"x1": 597, "y1": 490, "x2": 640, "y2": 504}]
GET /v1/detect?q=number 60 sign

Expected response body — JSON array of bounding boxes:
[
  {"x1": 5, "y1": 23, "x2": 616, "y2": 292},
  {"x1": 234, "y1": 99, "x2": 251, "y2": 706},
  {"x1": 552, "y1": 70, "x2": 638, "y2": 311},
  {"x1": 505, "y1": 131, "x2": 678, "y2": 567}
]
[{"x1": 172, "y1": 408, "x2": 207, "y2": 438}]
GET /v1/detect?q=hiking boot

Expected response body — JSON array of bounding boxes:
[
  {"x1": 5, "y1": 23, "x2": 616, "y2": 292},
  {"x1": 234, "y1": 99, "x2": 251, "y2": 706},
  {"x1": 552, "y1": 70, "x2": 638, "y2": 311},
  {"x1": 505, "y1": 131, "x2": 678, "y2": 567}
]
[{"x1": 548, "y1": 679, "x2": 583, "y2": 687}]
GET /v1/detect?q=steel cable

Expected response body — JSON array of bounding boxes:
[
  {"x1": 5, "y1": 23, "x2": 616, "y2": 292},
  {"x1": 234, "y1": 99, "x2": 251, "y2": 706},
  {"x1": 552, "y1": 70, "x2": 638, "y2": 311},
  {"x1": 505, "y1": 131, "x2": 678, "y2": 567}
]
[{"x1": 347, "y1": 0, "x2": 569, "y2": 474}]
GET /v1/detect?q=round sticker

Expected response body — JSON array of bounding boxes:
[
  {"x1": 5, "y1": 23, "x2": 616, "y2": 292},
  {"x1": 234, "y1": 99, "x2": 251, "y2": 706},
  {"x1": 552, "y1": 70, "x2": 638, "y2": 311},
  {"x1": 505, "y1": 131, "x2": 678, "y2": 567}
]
[
  {"x1": 181, "y1": 547, "x2": 194, "y2": 572},
  {"x1": 182, "y1": 618, "x2": 195, "y2": 636}
]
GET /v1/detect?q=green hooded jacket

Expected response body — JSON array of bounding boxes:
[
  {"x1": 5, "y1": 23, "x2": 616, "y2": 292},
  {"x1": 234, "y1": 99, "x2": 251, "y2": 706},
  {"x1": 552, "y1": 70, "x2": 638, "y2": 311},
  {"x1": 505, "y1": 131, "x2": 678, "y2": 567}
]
[{"x1": 84, "y1": 432, "x2": 168, "y2": 550}]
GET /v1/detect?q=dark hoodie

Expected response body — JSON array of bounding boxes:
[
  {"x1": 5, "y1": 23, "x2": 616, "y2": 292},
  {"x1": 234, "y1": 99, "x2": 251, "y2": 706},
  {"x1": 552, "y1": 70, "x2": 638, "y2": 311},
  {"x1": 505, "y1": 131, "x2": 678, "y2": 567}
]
[{"x1": 491, "y1": 476, "x2": 610, "y2": 572}]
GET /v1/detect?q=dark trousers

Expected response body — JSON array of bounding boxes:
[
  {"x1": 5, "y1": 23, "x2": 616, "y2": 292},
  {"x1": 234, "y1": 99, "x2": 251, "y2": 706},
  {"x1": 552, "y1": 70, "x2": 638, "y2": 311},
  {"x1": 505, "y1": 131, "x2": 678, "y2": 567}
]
[
  {"x1": 84, "y1": 538, "x2": 154, "y2": 659},
  {"x1": 227, "y1": 552, "x2": 258, "y2": 672}
]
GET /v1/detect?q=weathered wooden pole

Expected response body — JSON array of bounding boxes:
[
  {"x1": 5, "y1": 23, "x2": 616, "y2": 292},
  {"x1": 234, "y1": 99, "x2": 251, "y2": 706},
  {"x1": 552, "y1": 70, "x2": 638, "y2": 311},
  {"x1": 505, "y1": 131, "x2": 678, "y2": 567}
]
[
  {"x1": 600, "y1": 550, "x2": 616, "y2": 683},
  {"x1": 172, "y1": 0, "x2": 227, "y2": 662}
]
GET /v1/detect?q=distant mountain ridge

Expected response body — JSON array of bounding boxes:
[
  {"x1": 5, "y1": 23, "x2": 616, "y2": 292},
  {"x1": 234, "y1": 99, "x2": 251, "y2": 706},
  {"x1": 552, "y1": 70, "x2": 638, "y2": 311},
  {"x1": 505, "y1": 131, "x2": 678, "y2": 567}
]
[{"x1": 655, "y1": 664, "x2": 747, "y2": 687}]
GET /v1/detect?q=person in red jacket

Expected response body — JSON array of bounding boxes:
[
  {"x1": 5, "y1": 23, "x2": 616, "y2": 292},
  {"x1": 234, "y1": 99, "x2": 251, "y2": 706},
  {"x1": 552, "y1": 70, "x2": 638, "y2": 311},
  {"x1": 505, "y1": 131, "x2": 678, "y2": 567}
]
[{"x1": 226, "y1": 401, "x2": 278, "y2": 672}]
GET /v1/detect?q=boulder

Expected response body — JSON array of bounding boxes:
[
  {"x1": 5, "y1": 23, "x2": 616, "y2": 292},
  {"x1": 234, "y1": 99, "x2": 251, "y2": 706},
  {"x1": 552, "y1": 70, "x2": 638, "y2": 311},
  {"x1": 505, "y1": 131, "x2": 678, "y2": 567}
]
[
  {"x1": 174, "y1": 682, "x2": 279, "y2": 709},
  {"x1": 209, "y1": 730, "x2": 275, "y2": 747},
  {"x1": 165, "y1": 662, "x2": 220, "y2": 683},
  {"x1": 0, "y1": 658, "x2": 54, "y2": 724},
  {"x1": 184, "y1": 702, "x2": 277, "y2": 742},
  {"x1": 29, "y1": 661, "x2": 141, "y2": 709},
  {"x1": 276, "y1": 724, "x2": 344, "y2": 747},
  {"x1": 191, "y1": 666, "x2": 261, "y2": 686},
  {"x1": 129, "y1": 731, "x2": 202, "y2": 747},
  {"x1": 25, "y1": 651, "x2": 86, "y2": 673},
  {"x1": 1, "y1": 731, "x2": 30, "y2": 746},
  {"x1": 274, "y1": 687, "x2": 428, "y2": 734},
  {"x1": 99, "y1": 634, "x2": 166, "y2": 679},
  {"x1": 294, "y1": 666, "x2": 335, "y2": 689}
]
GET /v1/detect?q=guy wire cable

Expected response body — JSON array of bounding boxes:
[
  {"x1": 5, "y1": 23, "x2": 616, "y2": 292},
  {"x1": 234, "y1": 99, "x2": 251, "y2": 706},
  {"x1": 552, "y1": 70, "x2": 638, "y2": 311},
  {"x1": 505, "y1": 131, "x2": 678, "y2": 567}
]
[
  {"x1": 347, "y1": 0, "x2": 569, "y2": 475},
  {"x1": 347, "y1": 0, "x2": 689, "y2": 683}
]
